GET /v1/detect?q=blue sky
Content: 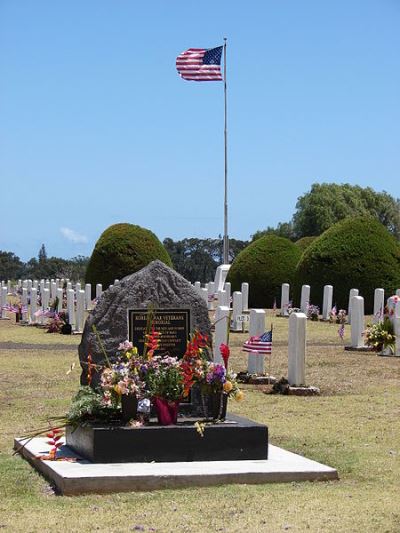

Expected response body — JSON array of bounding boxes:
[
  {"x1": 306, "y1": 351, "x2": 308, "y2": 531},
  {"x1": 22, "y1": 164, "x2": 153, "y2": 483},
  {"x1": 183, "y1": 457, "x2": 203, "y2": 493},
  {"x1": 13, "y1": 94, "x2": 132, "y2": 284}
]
[{"x1": 1, "y1": 0, "x2": 399, "y2": 261}]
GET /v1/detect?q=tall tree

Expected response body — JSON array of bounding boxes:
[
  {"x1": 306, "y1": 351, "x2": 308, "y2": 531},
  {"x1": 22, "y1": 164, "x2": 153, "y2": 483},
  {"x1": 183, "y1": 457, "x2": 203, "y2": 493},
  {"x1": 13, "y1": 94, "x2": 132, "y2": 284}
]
[
  {"x1": 292, "y1": 183, "x2": 400, "y2": 239},
  {"x1": 38, "y1": 244, "x2": 47, "y2": 263},
  {"x1": 0, "y1": 251, "x2": 24, "y2": 280}
]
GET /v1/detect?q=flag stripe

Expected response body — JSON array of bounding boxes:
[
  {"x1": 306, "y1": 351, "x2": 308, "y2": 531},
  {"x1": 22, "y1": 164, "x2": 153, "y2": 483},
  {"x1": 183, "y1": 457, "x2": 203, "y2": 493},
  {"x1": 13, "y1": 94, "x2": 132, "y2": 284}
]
[
  {"x1": 176, "y1": 46, "x2": 223, "y2": 82},
  {"x1": 242, "y1": 331, "x2": 273, "y2": 354}
]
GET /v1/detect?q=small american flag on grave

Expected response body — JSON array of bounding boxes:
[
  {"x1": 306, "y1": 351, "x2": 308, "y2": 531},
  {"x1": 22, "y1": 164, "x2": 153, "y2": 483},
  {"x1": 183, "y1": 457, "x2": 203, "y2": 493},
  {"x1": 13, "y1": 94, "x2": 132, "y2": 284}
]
[{"x1": 242, "y1": 330, "x2": 273, "y2": 354}]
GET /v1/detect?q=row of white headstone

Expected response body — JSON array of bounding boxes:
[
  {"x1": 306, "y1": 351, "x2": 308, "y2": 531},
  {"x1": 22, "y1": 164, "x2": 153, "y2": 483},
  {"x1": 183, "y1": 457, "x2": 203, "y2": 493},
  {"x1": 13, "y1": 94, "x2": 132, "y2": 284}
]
[
  {"x1": 280, "y1": 283, "x2": 400, "y2": 323},
  {"x1": 192, "y1": 280, "x2": 250, "y2": 327},
  {"x1": 0, "y1": 278, "x2": 108, "y2": 332}
]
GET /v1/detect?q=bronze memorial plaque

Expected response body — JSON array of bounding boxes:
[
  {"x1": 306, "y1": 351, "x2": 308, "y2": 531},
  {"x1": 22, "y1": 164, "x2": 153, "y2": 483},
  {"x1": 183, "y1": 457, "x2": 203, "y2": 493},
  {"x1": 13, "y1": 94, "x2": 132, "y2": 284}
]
[{"x1": 128, "y1": 308, "x2": 190, "y2": 358}]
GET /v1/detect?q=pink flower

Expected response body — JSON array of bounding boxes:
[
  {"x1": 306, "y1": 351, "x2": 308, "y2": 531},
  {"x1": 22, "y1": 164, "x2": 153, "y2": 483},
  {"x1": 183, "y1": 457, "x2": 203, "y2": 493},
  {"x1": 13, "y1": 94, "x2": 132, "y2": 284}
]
[{"x1": 118, "y1": 340, "x2": 133, "y2": 351}]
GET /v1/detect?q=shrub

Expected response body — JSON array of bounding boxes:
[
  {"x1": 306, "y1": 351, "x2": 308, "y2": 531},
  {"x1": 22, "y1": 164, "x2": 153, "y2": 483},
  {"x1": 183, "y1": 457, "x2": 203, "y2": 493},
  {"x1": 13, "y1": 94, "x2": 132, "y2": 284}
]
[
  {"x1": 295, "y1": 236, "x2": 317, "y2": 252},
  {"x1": 226, "y1": 235, "x2": 302, "y2": 308},
  {"x1": 85, "y1": 223, "x2": 172, "y2": 289},
  {"x1": 295, "y1": 216, "x2": 400, "y2": 313}
]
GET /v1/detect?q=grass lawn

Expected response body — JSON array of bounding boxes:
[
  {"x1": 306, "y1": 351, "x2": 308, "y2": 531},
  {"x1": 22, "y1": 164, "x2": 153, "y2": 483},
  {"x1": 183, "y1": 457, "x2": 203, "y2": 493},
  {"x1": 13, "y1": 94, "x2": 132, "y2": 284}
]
[{"x1": 0, "y1": 313, "x2": 399, "y2": 532}]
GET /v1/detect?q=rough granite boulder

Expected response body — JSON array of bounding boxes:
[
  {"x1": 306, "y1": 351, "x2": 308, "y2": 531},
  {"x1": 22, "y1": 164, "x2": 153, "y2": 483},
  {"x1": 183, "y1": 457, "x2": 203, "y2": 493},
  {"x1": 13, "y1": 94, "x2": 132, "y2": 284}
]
[{"x1": 79, "y1": 260, "x2": 211, "y2": 385}]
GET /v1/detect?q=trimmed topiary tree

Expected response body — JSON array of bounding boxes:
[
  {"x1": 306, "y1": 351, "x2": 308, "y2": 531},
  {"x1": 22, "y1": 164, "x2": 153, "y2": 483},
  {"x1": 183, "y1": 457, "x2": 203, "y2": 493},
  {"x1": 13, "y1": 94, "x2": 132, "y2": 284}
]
[
  {"x1": 85, "y1": 223, "x2": 172, "y2": 290},
  {"x1": 295, "y1": 216, "x2": 400, "y2": 313},
  {"x1": 226, "y1": 235, "x2": 302, "y2": 308},
  {"x1": 295, "y1": 236, "x2": 317, "y2": 252}
]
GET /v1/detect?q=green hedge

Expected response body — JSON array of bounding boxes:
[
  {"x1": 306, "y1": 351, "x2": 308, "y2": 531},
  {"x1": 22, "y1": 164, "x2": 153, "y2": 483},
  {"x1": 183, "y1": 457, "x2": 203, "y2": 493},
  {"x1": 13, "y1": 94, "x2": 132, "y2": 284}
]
[
  {"x1": 227, "y1": 235, "x2": 302, "y2": 308},
  {"x1": 85, "y1": 223, "x2": 172, "y2": 290},
  {"x1": 295, "y1": 216, "x2": 400, "y2": 313},
  {"x1": 295, "y1": 236, "x2": 317, "y2": 252}
]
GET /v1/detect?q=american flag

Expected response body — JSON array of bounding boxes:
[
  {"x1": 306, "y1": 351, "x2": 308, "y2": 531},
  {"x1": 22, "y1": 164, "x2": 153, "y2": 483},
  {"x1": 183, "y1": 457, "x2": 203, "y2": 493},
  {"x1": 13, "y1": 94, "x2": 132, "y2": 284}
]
[
  {"x1": 176, "y1": 46, "x2": 223, "y2": 81},
  {"x1": 242, "y1": 330, "x2": 273, "y2": 354}
]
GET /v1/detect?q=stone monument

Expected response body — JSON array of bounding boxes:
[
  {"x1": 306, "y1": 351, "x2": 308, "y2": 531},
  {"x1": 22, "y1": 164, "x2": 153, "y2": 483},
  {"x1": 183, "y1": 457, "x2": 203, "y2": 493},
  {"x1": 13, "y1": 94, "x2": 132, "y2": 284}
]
[{"x1": 79, "y1": 260, "x2": 211, "y2": 386}]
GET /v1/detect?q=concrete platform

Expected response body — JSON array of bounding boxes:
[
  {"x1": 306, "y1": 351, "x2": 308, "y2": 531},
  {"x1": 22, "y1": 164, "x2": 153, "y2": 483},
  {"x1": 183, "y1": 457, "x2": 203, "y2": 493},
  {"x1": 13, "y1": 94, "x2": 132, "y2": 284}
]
[{"x1": 14, "y1": 437, "x2": 338, "y2": 495}]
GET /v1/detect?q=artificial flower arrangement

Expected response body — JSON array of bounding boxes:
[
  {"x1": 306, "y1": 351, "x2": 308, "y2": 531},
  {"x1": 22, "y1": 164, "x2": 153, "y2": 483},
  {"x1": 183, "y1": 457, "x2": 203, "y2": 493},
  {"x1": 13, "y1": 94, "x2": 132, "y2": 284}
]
[
  {"x1": 306, "y1": 304, "x2": 320, "y2": 321},
  {"x1": 364, "y1": 316, "x2": 395, "y2": 353}
]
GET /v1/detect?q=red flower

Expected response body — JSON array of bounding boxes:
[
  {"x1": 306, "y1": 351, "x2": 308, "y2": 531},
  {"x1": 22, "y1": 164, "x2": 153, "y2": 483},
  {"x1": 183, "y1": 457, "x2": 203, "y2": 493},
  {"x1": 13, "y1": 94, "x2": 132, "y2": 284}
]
[
  {"x1": 220, "y1": 343, "x2": 230, "y2": 368},
  {"x1": 145, "y1": 326, "x2": 161, "y2": 358}
]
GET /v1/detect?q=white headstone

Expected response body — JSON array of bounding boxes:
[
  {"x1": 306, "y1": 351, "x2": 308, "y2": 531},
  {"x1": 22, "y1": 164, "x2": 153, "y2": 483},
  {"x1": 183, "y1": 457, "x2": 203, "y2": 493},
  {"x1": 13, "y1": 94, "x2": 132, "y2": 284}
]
[
  {"x1": 33, "y1": 280, "x2": 38, "y2": 290},
  {"x1": 114, "y1": 279, "x2": 119, "y2": 285},
  {"x1": 42, "y1": 288, "x2": 50, "y2": 324},
  {"x1": 67, "y1": 289, "x2": 75, "y2": 327},
  {"x1": 347, "y1": 288, "x2": 359, "y2": 324},
  {"x1": 67, "y1": 281, "x2": 72, "y2": 292},
  {"x1": 75, "y1": 289, "x2": 85, "y2": 333},
  {"x1": 224, "y1": 282, "x2": 231, "y2": 308},
  {"x1": 300, "y1": 285, "x2": 310, "y2": 314},
  {"x1": 214, "y1": 264, "x2": 231, "y2": 293},
  {"x1": 96, "y1": 284, "x2": 103, "y2": 300},
  {"x1": 7, "y1": 280, "x2": 11, "y2": 294},
  {"x1": 27, "y1": 279, "x2": 32, "y2": 293},
  {"x1": 17, "y1": 279, "x2": 22, "y2": 288},
  {"x1": 194, "y1": 281, "x2": 201, "y2": 293},
  {"x1": 56, "y1": 288, "x2": 63, "y2": 312},
  {"x1": 200, "y1": 287, "x2": 208, "y2": 304},
  {"x1": 280, "y1": 283, "x2": 290, "y2": 316},
  {"x1": 213, "y1": 305, "x2": 230, "y2": 363},
  {"x1": 231, "y1": 291, "x2": 243, "y2": 331},
  {"x1": 247, "y1": 309, "x2": 266, "y2": 374},
  {"x1": 207, "y1": 281, "x2": 215, "y2": 311},
  {"x1": 373, "y1": 288, "x2": 385, "y2": 324},
  {"x1": 0, "y1": 286, "x2": 8, "y2": 319},
  {"x1": 217, "y1": 290, "x2": 228, "y2": 308},
  {"x1": 241, "y1": 282, "x2": 249, "y2": 312},
  {"x1": 396, "y1": 289, "x2": 400, "y2": 297},
  {"x1": 21, "y1": 288, "x2": 28, "y2": 321},
  {"x1": 288, "y1": 312, "x2": 307, "y2": 386},
  {"x1": 51, "y1": 281, "x2": 57, "y2": 300},
  {"x1": 45, "y1": 280, "x2": 50, "y2": 291},
  {"x1": 85, "y1": 284, "x2": 92, "y2": 310},
  {"x1": 22, "y1": 280, "x2": 28, "y2": 290},
  {"x1": 322, "y1": 285, "x2": 333, "y2": 320},
  {"x1": 75, "y1": 282, "x2": 81, "y2": 294},
  {"x1": 30, "y1": 288, "x2": 37, "y2": 323},
  {"x1": 350, "y1": 295, "x2": 364, "y2": 348},
  {"x1": 394, "y1": 300, "x2": 400, "y2": 357}
]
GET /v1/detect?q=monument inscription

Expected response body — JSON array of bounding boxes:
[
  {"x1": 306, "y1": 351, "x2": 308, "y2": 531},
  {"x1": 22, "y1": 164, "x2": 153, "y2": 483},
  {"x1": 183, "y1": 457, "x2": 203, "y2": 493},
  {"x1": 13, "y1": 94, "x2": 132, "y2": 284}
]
[{"x1": 128, "y1": 308, "x2": 190, "y2": 358}]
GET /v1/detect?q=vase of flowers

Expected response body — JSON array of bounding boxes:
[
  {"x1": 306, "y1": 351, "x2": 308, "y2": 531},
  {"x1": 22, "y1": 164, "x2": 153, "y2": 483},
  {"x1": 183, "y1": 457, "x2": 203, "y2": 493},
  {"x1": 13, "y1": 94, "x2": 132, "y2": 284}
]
[
  {"x1": 144, "y1": 355, "x2": 184, "y2": 425},
  {"x1": 152, "y1": 397, "x2": 180, "y2": 425},
  {"x1": 364, "y1": 317, "x2": 395, "y2": 354},
  {"x1": 100, "y1": 341, "x2": 145, "y2": 422},
  {"x1": 181, "y1": 337, "x2": 244, "y2": 421}
]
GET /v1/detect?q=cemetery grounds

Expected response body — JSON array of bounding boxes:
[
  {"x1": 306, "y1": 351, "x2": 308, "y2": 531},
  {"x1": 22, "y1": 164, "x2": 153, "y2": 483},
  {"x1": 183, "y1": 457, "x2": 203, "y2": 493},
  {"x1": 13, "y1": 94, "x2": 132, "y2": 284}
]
[{"x1": 0, "y1": 315, "x2": 399, "y2": 533}]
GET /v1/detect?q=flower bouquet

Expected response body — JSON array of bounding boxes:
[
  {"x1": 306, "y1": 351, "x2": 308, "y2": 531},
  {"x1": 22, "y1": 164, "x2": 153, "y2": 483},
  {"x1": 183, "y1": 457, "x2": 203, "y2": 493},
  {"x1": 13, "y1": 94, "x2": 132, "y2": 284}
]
[
  {"x1": 100, "y1": 341, "x2": 145, "y2": 421},
  {"x1": 364, "y1": 317, "x2": 395, "y2": 354},
  {"x1": 143, "y1": 355, "x2": 184, "y2": 424},
  {"x1": 181, "y1": 335, "x2": 243, "y2": 421}
]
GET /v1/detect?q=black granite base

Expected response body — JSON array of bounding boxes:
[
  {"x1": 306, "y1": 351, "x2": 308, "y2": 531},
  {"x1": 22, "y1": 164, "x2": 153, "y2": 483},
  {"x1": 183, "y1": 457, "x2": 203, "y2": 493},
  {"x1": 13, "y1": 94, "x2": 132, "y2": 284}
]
[{"x1": 66, "y1": 414, "x2": 268, "y2": 463}]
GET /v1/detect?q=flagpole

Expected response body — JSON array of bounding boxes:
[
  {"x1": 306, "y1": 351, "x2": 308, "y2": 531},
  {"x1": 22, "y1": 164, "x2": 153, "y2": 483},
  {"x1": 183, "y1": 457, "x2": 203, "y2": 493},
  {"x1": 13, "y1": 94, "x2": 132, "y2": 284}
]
[{"x1": 223, "y1": 37, "x2": 229, "y2": 265}]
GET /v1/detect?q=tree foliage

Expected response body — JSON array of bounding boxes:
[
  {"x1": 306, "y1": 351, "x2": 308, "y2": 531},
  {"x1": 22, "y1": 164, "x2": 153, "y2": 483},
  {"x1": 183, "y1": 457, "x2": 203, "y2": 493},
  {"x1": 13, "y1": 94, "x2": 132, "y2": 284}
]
[
  {"x1": 295, "y1": 216, "x2": 400, "y2": 313},
  {"x1": 0, "y1": 251, "x2": 24, "y2": 280},
  {"x1": 163, "y1": 237, "x2": 248, "y2": 283},
  {"x1": 0, "y1": 248, "x2": 89, "y2": 281},
  {"x1": 253, "y1": 183, "x2": 400, "y2": 241},
  {"x1": 292, "y1": 183, "x2": 400, "y2": 239},
  {"x1": 251, "y1": 222, "x2": 295, "y2": 242}
]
